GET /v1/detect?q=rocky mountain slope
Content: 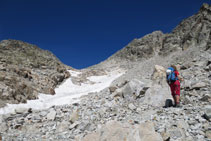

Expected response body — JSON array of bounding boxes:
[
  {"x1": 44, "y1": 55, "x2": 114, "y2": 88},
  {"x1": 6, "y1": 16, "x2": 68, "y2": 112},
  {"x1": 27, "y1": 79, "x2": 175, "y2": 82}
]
[
  {"x1": 0, "y1": 40, "x2": 71, "y2": 108},
  {"x1": 0, "y1": 3, "x2": 211, "y2": 141},
  {"x1": 93, "y1": 3, "x2": 211, "y2": 72}
]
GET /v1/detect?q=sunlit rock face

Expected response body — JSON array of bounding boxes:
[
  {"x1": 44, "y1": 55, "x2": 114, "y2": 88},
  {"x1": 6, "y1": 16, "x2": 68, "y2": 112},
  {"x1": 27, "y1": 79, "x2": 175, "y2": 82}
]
[{"x1": 0, "y1": 40, "x2": 71, "y2": 107}]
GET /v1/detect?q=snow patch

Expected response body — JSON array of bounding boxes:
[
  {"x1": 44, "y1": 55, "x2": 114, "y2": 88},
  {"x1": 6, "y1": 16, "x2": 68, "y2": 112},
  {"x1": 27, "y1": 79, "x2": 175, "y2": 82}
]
[
  {"x1": 0, "y1": 69, "x2": 124, "y2": 115},
  {"x1": 68, "y1": 70, "x2": 81, "y2": 77}
]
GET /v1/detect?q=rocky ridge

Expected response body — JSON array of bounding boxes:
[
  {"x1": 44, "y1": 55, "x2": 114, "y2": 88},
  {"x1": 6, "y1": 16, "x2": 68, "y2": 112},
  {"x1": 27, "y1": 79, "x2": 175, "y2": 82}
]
[
  {"x1": 0, "y1": 40, "x2": 71, "y2": 108},
  {"x1": 0, "y1": 3, "x2": 211, "y2": 141},
  {"x1": 93, "y1": 3, "x2": 211, "y2": 72}
]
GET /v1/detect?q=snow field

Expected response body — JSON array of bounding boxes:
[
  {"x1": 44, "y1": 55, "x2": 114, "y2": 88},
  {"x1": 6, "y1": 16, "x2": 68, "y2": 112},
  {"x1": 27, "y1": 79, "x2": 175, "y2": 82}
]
[{"x1": 0, "y1": 69, "x2": 124, "y2": 115}]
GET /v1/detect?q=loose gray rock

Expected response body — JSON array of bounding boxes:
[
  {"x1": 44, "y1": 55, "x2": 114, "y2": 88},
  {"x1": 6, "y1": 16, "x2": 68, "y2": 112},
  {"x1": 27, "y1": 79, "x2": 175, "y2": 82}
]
[
  {"x1": 69, "y1": 121, "x2": 79, "y2": 130},
  {"x1": 15, "y1": 108, "x2": 30, "y2": 114},
  {"x1": 121, "y1": 79, "x2": 146, "y2": 101},
  {"x1": 191, "y1": 82, "x2": 207, "y2": 90},
  {"x1": 205, "y1": 130, "x2": 211, "y2": 139},
  {"x1": 47, "y1": 109, "x2": 57, "y2": 121},
  {"x1": 109, "y1": 86, "x2": 117, "y2": 93},
  {"x1": 204, "y1": 105, "x2": 211, "y2": 120},
  {"x1": 69, "y1": 109, "x2": 79, "y2": 123},
  {"x1": 128, "y1": 103, "x2": 136, "y2": 111}
]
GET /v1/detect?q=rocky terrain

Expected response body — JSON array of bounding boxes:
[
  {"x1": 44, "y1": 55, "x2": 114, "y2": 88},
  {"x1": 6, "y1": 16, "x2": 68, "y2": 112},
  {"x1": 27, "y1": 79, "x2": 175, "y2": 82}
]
[
  {"x1": 0, "y1": 40, "x2": 71, "y2": 108},
  {"x1": 0, "y1": 3, "x2": 211, "y2": 141}
]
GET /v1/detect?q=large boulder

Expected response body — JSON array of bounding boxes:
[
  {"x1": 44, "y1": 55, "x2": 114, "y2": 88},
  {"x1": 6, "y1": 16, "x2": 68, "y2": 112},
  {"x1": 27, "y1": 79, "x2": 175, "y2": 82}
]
[
  {"x1": 121, "y1": 79, "x2": 147, "y2": 100},
  {"x1": 0, "y1": 115, "x2": 7, "y2": 132},
  {"x1": 81, "y1": 120, "x2": 162, "y2": 141},
  {"x1": 46, "y1": 108, "x2": 57, "y2": 121},
  {"x1": 151, "y1": 65, "x2": 166, "y2": 81},
  {"x1": 111, "y1": 79, "x2": 149, "y2": 101},
  {"x1": 110, "y1": 65, "x2": 172, "y2": 107},
  {"x1": 204, "y1": 105, "x2": 211, "y2": 120},
  {"x1": 143, "y1": 65, "x2": 172, "y2": 107}
]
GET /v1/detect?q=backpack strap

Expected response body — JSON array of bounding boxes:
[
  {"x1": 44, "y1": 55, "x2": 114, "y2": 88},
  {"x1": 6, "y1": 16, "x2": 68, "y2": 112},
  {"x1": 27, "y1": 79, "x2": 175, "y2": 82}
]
[{"x1": 173, "y1": 71, "x2": 179, "y2": 80}]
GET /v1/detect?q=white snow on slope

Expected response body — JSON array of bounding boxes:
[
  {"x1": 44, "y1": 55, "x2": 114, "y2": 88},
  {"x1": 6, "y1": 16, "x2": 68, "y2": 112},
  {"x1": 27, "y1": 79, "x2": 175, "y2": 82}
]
[{"x1": 0, "y1": 69, "x2": 124, "y2": 115}]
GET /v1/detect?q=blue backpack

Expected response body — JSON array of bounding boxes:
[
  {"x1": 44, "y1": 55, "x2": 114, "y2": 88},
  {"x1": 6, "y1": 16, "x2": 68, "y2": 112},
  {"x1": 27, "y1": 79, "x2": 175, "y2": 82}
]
[{"x1": 166, "y1": 67, "x2": 178, "y2": 84}]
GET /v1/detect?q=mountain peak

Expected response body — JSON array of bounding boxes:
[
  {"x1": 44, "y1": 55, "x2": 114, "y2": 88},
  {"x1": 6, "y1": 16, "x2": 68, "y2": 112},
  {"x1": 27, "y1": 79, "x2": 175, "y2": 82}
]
[
  {"x1": 200, "y1": 3, "x2": 211, "y2": 12},
  {"x1": 103, "y1": 3, "x2": 211, "y2": 64}
]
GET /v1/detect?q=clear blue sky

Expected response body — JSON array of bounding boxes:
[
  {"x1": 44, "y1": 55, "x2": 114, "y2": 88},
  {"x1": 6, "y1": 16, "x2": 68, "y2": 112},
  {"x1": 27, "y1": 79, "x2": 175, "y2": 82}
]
[{"x1": 0, "y1": 0, "x2": 210, "y2": 69}]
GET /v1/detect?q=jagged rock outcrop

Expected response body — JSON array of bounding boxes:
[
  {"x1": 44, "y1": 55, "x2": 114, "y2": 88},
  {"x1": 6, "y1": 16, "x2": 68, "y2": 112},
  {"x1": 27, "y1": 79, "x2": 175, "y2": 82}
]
[
  {"x1": 143, "y1": 65, "x2": 172, "y2": 107},
  {"x1": 102, "y1": 3, "x2": 211, "y2": 66},
  {"x1": 160, "y1": 3, "x2": 211, "y2": 55},
  {"x1": 0, "y1": 40, "x2": 71, "y2": 107}
]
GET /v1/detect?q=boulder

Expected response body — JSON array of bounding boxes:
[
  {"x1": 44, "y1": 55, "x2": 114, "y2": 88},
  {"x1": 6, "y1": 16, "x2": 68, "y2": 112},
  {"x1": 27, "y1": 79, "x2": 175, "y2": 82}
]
[
  {"x1": 69, "y1": 121, "x2": 80, "y2": 130},
  {"x1": 143, "y1": 83, "x2": 172, "y2": 107},
  {"x1": 109, "y1": 86, "x2": 118, "y2": 93},
  {"x1": 49, "y1": 88, "x2": 55, "y2": 95},
  {"x1": 182, "y1": 80, "x2": 192, "y2": 90},
  {"x1": 151, "y1": 65, "x2": 166, "y2": 81},
  {"x1": 121, "y1": 79, "x2": 147, "y2": 101},
  {"x1": 0, "y1": 122, "x2": 8, "y2": 132},
  {"x1": 69, "y1": 109, "x2": 79, "y2": 123},
  {"x1": 15, "y1": 108, "x2": 30, "y2": 114},
  {"x1": 200, "y1": 94, "x2": 211, "y2": 102},
  {"x1": 52, "y1": 73, "x2": 65, "y2": 84},
  {"x1": 111, "y1": 88, "x2": 124, "y2": 98},
  {"x1": 128, "y1": 103, "x2": 136, "y2": 111},
  {"x1": 82, "y1": 121, "x2": 162, "y2": 141},
  {"x1": 56, "y1": 121, "x2": 70, "y2": 132},
  {"x1": 57, "y1": 66, "x2": 66, "y2": 73},
  {"x1": 0, "y1": 99, "x2": 6, "y2": 108},
  {"x1": 191, "y1": 82, "x2": 207, "y2": 90},
  {"x1": 205, "y1": 130, "x2": 211, "y2": 139},
  {"x1": 176, "y1": 120, "x2": 189, "y2": 131},
  {"x1": 0, "y1": 116, "x2": 7, "y2": 132},
  {"x1": 81, "y1": 133, "x2": 100, "y2": 141},
  {"x1": 138, "y1": 121, "x2": 163, "y2": 141},
  {"x1": 46, "y1": 109, "x2": 57, "y2": 121},
  {"x1": 64, "y1": 71, "x2": 71, "y2": 78},
  {"x1": 143, "y1": 65, "x2": 172, "y2": 107},
  {"x1": 167, "y1": 128, "x2": 185, "y2": 140},
  {"x1": 204, "y1": 105, "x2": 211, "y2": 120},
  {"x1": 161, "y1": 131, "x2": 170, "y2": 141}
]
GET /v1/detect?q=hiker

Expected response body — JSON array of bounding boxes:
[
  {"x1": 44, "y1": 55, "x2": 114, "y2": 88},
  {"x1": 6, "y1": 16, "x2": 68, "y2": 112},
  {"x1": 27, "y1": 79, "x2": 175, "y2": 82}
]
[{"x1": 166, "y1": 65, "x2": 183, "y2": 107}]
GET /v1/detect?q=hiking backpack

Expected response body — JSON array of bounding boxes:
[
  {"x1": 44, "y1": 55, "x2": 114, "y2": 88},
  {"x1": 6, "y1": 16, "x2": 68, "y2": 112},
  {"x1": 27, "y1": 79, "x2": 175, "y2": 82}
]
[{"x1": 166, "y1": 67, "x2": 178, "y2": 84}]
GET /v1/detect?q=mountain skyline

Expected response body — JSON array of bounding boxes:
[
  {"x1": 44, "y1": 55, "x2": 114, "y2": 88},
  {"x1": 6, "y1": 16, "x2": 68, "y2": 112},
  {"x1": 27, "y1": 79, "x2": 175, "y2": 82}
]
[{"x1": 0, "y1": 0, "x2": 211, "y2": 69}]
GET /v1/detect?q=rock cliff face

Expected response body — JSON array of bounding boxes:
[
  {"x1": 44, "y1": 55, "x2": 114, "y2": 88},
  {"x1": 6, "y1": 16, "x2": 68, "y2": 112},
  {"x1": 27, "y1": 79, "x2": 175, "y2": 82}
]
[
  {"x1": 0, "y1": 40, "x2": 71, "y2": 107},
  {"x1": 106, "y1": 3, "x2": 211, "y2": 63},
  {"x1": 161, "y1": 3, "x2": 211, "y2": 54}
]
